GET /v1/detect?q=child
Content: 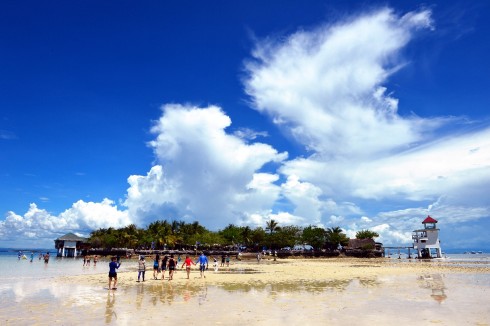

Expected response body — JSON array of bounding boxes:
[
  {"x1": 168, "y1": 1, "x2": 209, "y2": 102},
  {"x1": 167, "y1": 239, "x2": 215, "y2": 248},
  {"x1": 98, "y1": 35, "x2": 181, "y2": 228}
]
[
  {"x1": 137, "y1": 255, "x2": 146, "y2": 282},
  {"x1": 213, "y1": 257, "x2": 218, "y2": 272},
  {"x1": 108, "y1": 256, "x2": 121, "y2": 290}
]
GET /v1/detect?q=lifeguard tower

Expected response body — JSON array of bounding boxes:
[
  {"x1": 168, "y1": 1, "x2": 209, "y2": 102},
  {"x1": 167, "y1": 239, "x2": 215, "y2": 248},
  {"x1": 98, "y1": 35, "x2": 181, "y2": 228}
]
[{"x1": 412, "y1": 216, "x2": 442, "y2": 258}]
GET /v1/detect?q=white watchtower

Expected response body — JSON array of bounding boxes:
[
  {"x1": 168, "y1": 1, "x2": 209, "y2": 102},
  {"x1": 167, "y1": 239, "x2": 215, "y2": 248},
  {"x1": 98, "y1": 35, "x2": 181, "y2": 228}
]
[{"x1": 412, "y1": 215, "x2": 442, "y2": 258}]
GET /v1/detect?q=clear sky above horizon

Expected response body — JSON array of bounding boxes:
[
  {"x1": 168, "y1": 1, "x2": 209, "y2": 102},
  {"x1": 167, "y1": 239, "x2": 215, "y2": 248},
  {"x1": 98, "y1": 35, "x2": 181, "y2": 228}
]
[{"x1": 1, "y1": 0, "x2": 489, "y2": 249}]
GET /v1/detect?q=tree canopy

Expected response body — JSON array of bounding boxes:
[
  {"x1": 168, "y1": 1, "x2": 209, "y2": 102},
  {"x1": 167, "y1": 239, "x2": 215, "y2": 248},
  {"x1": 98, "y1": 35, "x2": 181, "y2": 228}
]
[
  {"x1": 355, "y1": 229, "x2": 380, "y2": 239},
  {"x1": 87, "y1": 219, "x2": 358, "y2": 252}
]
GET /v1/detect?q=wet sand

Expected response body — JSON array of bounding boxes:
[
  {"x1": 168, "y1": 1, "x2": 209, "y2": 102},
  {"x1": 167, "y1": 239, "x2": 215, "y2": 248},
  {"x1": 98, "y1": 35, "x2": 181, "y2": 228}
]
[{"x1": 2, "y1": 258, "x2": 489, "y2": 325}]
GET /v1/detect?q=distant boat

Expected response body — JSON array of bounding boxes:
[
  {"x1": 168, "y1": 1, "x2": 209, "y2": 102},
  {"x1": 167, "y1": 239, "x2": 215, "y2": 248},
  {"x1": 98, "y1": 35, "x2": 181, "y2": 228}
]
[{"x1": 477, "y1": 251, "x2": 483, "y2": 254}]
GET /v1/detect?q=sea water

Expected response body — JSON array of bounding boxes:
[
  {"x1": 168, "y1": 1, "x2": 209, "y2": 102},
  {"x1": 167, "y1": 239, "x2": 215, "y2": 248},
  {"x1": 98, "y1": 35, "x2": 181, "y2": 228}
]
[{"x1": 0, "y1": 248, "x2": 133, "y2": 285}]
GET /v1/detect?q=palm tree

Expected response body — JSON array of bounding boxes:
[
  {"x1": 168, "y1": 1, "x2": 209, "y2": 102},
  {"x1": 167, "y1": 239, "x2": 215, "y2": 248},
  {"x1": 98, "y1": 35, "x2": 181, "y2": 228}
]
[
  {"x1": 355, "y1": 229, "x2": 379, "y2": 239},
  {"x1": 241, "y1": 226, "x2": 252, "y2": 247},
  {"x1": 265, "y1": 219, "x2": 280, "y2": 234},
  {"x1": 325, "y1": 226, "x2": 349, "y2": 251}
]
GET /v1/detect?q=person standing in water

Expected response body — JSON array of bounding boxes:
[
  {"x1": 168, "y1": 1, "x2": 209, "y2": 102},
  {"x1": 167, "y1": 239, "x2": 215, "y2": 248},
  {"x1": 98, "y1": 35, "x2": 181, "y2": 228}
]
[{"x1": 108, "y1": 256, "x2": 121, "y2": 290}]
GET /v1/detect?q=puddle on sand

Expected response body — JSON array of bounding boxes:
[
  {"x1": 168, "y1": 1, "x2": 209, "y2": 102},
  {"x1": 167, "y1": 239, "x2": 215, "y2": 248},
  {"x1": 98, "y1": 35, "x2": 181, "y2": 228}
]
[{"x1": 215, "y1": 268, "x2": 263, "y2": 274}]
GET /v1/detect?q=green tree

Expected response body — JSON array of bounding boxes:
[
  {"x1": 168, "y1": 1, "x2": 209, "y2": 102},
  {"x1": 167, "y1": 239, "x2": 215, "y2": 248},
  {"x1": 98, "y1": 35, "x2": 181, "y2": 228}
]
[
  {"x1": 272, "y1": 225, "x2": 301, "y2": 249},
  {"x1": 265, "y1": 219, "x2": 280, "y2": 234},
  {"x1": 301, "y1": 226, "x2": 326, "y2": 250},
  {"x1": 251, "y1": 227, "x2": 266, "y2": 250},
  {"x1": 325, "y1": 226, "x2": 349, "y2": 251},
  {"x1": 240, "y1": 226, "x2": 253, "y2": 247},
  {"x1": 355, "y1": 229, "x2": 379, "y2": 239},
  {"x1": 219, "y1": 224, "x2": 242, "y2": 245}
]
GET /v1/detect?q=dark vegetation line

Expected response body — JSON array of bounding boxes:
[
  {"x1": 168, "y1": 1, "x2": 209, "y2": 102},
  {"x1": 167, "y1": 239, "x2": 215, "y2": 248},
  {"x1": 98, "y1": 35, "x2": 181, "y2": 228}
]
[{"x1": 89, "y1": 219, "x2": 379, "y2": 252}]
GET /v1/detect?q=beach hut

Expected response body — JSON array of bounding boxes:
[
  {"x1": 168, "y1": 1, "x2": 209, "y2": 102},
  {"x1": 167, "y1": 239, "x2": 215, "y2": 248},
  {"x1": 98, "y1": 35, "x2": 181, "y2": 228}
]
[
  {"x1": 412, "y1": 216, "x2": 443, "y2": 258},
  {"x1": 54, "y1": 233, "x2": 89, "y2": 257}
]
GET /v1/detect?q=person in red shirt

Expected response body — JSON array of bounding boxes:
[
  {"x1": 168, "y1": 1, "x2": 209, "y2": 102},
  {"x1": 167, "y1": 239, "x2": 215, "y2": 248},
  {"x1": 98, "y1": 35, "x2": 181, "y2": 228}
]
[{"x1": 181, "y1": 255, "x2": 195, "y2": 279}]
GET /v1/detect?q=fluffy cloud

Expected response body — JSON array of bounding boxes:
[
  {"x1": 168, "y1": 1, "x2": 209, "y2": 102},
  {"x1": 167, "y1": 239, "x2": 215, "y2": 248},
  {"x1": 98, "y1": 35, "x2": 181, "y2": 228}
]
[
  {"x1": 0, "y1": 200, "x2": 130, "y2": 246},
  {"x1": 245, "y1": 8, "x2": 435, "y2": 158},
  {"x1": 124, "y1": 104, "x2": 287, "y2": 229},
  {"x1": 58, "y1": 199, "x2": 131, "y2": 230}
]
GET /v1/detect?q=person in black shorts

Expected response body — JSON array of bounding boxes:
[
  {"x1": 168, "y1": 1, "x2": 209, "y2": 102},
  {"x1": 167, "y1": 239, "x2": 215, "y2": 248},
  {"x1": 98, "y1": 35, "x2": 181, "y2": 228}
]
[
  {"x1": 161, "y1": 255, "x2": 168, "y2": 280},
  {"x1": 153, "y1": 254, "x2": 160, "y2": 280},
  {"x1": 108, "y1": 256, "x2": 121, "y2": 290},
  {"x1": 167, "y1": 254, "x2": 176, "y2": 281}
]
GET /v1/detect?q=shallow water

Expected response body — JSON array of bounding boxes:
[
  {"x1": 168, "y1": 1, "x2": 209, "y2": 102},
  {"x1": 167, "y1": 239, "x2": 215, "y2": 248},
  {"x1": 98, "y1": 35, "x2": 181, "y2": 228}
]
[
  {"x1": 1, "y1": 254, "x2": 489, "y2": 325},
  {"x1": 0, "y1": 255, "x2": 132, "y2": 284},
  {"x1": 1, "y1": 272, "x2": 489, "y2": 325}
]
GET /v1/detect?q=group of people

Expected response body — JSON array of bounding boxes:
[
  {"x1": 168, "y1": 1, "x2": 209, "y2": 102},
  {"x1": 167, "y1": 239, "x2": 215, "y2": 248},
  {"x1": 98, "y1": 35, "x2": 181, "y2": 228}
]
[
  {"x1": 150, "y1": 254, "x2": 180, "y2": 281},
  {"x1": 220, "y1": 254, "x2": 230, "y2": 267},
  {"x1": 148, "y1": 253, "x2": 210, "y2": 280},
  {"x1": 17, "y1": 251, "x2": 50, "y2": 263},
  {"x1": 82, "y1": 255, "x2": 98, "y2": 266},
  {"x1": 107, "y1": 252, "x2": 212, "y2": 290}
]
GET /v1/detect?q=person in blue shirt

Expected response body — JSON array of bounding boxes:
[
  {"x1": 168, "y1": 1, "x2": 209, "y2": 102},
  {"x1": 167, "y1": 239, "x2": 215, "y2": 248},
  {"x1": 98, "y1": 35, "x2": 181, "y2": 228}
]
[
  {"x1": 108, "y1": 256, "x2": 121, "y2": 290},
  {"x1": 195, "y1": 252, "x2": 208, "y2": 278}
]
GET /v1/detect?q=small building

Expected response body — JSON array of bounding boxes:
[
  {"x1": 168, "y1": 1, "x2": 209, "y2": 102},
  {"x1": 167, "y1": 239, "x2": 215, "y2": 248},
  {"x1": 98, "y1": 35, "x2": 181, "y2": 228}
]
[
  {"x1": 54, "y1": 233, "x2": 90, "y2": 257},
  {"x1": 344, "y1": 238, "x2": 383, "y2": 258},
  {"x1": 412, "y1": 216, "x2": 443, "y2": 258},
  {"x1": 346, "y1": 238, "x2": 376, "y2": 250}
]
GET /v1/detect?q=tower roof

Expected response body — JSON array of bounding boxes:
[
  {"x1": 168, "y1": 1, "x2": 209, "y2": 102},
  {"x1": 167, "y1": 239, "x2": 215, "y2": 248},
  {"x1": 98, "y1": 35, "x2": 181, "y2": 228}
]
[{"x1": 422, "y1": 215, "x2": 438, "y2": 224}]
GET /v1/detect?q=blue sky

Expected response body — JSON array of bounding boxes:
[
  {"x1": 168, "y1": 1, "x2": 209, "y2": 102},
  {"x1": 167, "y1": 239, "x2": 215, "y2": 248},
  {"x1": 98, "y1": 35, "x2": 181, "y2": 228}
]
[{"x1": 1, "y1": 0, "x2": 489, "y2": 250}]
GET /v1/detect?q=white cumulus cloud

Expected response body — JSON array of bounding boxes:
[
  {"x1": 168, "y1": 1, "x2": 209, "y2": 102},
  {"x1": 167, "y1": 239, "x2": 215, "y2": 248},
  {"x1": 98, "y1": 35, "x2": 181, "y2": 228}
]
[{"x1": 124, "y1": 104, "x2": 287, "y2": 229}]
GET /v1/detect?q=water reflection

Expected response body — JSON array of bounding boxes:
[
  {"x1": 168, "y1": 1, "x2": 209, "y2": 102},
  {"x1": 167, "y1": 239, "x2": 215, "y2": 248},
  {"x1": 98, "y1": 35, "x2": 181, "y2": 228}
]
[
  {"x1": 117, "y1": 276, "x2": 371, "y2": 311},
  {"x1": 105, "y1": 291, "x2": 117, "y2": 324},
  {"x1": 418, "y1": 274, "x2": 447, "y2": 303},
  {"x1": 358, "y1": 277, "x2": 381, "y2": 288},
  {"x1": 215, "y1": 278, "x2": 373, "y2": 294},
  {"x1": 136, "y1": 283, "x2": 144, "y2": 309},
  {"x1": 216, "y1": 268, "x2": 263, "y2": 274},
  {"x1": 133, "y1": 281, "x2": 208, "y2": 306}
]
